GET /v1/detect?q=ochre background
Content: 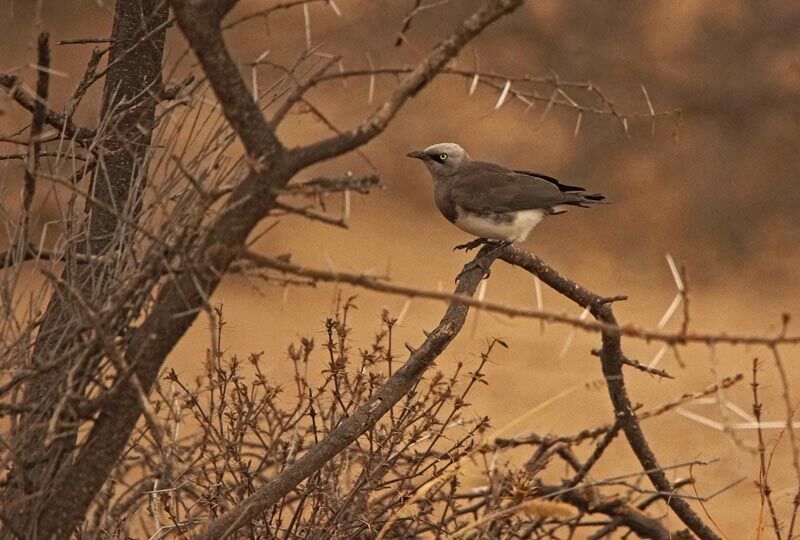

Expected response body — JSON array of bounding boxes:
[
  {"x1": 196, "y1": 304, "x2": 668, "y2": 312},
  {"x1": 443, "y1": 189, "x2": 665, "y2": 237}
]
[{"x1": 3, "y1": 0, "x2": 800, "y2": 536}]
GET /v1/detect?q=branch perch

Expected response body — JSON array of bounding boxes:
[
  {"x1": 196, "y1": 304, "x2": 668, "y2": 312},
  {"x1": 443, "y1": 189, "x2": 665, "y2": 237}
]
[{"x1": 195, "y1": 247, "x2": 501, "y2": 540}]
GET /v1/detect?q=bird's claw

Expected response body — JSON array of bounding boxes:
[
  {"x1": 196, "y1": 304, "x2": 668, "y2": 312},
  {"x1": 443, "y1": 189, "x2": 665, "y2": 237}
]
[
  {"x1": 454, "y1": 240, "x2": 512, "y2": 283},
  {"x1": 453, "y1": 238, "x2": 489, "y2": 252}
]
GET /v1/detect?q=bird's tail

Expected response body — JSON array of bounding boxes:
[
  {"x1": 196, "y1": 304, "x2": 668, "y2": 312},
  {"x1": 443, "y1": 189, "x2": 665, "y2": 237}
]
[{"x1": 563, "y1": 192, "x2": 607, "y2": 208}]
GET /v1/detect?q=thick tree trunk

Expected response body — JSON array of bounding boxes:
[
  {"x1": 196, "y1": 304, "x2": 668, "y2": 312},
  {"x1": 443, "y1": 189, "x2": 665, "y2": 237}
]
[{"x1": 0, "y1": 2, "x2": 168, "y2": 537}]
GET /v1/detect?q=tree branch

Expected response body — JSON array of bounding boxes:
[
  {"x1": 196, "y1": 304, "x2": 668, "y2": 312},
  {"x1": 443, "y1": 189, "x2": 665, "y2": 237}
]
[
  {"x1": 286, "y1": 0, "x2": 525, "y2": 169},
  {"x1": 1, "y1": 1, "x2": 171, "y2": 536},
  {"x1": 25, "y1": 1, "x2": 523, "y2": 536},
  {"x1": 536, "y1": 483, "x2": 676, "y2": 540},
  {"x1": 0, "y1": 72, "x2": 95, "y2": 141},
  {"x1": 170, "y1": 0, "x2": 284, "y2": 161},
  {"x1": 22, "y1": 33, "x2": 50, "y2": 227},
  {"x1": 195, "y1": 246, "x2": 501, "y2": 540},
  {"x1": 282, "y1": 173, "x2": 381, "y2": 195},
  {"x1": 495, "y1": 373, "x2": 744, "y2": 449},
  {"x1": 236, "y1": 251, "x2": 800, "y2": 347},
  {"x1": 499, "y1": 246, "x2": 721, "y2": 540}
]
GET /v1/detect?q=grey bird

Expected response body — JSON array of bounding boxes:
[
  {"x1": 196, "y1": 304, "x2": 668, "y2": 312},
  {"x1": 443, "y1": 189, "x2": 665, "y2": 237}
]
[{"x1": 407, "y1": 143, "x2": 606, "y2": 252}]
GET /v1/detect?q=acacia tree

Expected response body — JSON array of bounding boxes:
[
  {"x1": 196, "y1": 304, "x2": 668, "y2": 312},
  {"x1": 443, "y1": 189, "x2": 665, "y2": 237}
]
[{"x1": 1, "y1": 1, "x2": 798, "y2": 539}]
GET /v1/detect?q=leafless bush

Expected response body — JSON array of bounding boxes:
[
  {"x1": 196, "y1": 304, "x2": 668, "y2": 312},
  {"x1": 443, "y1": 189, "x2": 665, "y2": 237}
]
[{"x1": 0, "y1": 1, "x2": 798, "y2": 539}]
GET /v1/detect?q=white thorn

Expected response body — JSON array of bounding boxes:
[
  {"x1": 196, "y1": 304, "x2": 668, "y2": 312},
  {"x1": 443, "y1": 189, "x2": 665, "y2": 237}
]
[
  {"x1": 573, "y1": 112, "x2": 583, "y2": 138},
  {"x1": 656, "y1": 293, "x2": 682, "y2": 330},
  {"x1": 303, "y1": 2, "x2": 312, "y2": 50},
  {"x1": 255, "y1": 49, "x2": 271, "y2": 63},
  {"x1": 468, "y1": 73, "x2": 480, "y2": 96},
  {"x1": 327, "y1": 0, "x2": 342, "y2": 16},
  {"x1": 396, "y1": 299, "x2": 412, "y2": 325},
  {"x1": 665, "y1": 253, "x2": 684, "y2": 291},
  {"x1": 494, "y1": 80, "x2": 511, "y2": 109},
  {"x1": 366, "y1": 53, "x2": 375, "y2": 105},
  {"x1": 558, "y1": 307, "x2": 590, "y2": 360},
  {"x1": 648, "y1": 344, "x2": 667, "y2": 368}
]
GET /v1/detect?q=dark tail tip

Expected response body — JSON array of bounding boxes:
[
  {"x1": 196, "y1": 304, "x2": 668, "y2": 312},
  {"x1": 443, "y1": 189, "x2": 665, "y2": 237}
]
[{"x1": 583, "y1": 193, "x2": 606, "y2": 202}]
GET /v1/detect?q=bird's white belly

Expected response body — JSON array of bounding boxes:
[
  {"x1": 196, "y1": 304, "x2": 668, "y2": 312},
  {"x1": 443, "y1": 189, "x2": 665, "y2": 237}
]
[{"x1": 454, "y1": 208, "x2": 547, "y2": 242}]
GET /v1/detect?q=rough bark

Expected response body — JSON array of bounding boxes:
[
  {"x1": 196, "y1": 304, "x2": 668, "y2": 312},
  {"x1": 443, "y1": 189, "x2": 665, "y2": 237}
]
[
  {"x1": 0, "y1": 1, "x2": 168, "y2": 537},
  {"x1": 17, "y1": 2, "x2": 524, "y2": 538}
]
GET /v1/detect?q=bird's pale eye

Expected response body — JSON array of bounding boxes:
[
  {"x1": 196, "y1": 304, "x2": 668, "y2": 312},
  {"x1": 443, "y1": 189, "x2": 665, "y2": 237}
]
[{"x1": 439, "y1": 153, "x2": 448, "y2": 161}]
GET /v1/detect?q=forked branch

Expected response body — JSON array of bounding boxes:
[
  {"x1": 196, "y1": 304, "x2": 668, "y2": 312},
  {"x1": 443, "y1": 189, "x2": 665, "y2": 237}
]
[
  {"x1": 20, "y1": 1, "x2": 526, "y2": 537},
  {"x1": 500, "y1": 247, "x2": 721, "y2": 540}
]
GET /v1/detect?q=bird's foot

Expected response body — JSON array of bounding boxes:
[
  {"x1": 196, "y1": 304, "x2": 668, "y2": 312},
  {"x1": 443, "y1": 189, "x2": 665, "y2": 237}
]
[
  {"x1": 453, "y1": 238, "x2": 489, "y2": 252},
  {"x1": 485, "y1": 240, "x2": 512, "y2": 258},
  {"x1": 454, "y1": 240, "x2": 511, "y2": 283}
]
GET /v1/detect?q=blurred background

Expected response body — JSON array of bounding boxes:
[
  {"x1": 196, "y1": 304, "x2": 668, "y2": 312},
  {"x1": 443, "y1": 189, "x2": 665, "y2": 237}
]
[{"x1": 2, "y1": 0, "x2": 800, "y2": 535}]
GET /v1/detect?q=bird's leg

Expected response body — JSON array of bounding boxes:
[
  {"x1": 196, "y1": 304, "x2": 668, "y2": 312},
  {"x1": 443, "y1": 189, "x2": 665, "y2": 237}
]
[
  {"x1": 454, "y1": 241, "x2": 511, "y2": 283},
  {"x1": 453, "y1": 237, "x2": 489, "y2": 252},
  {"x1": 484, "y1": 239, "x2": 511, "y2": 258}
]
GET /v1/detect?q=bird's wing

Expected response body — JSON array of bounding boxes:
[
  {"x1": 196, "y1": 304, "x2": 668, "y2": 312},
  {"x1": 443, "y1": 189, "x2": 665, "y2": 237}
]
[
  {"x1": 512, "y1": 169, "x2": 586, "y2": 192},
  {"x1": 450, "y1": 161, "x2": 575, "y2": 212}
]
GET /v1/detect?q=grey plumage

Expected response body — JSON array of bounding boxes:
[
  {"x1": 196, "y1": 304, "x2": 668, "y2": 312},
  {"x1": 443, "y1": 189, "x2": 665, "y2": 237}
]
[{"x1": 407, "y1": 143, "x2": 605, "y2": 243}]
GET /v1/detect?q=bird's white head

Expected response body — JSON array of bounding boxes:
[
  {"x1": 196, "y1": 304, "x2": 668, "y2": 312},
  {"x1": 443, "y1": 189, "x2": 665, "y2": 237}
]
[{"x1": 406, "y1": 142, "x2": 470, "y2": 177}]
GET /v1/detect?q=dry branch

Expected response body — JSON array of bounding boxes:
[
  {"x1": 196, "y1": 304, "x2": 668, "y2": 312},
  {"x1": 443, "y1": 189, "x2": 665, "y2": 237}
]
[
  {"x1": 21, "y1": 33, "x2": 50, "y2": 226},
  {"x1": 495, "y1": 374, "x2": 745, "y2": 449},
  {"x1": 10, "y1": 1, "x2": 525, "y2": 537},
  {"x1": 0, "y1": 1, "x2": 171, "y2": 536},
  {"x1": 2, "y1": 1, "x2": 787, "y2": 538},
  {"x1": 195, "y1": 247, "x2": 501, "y2": 540},
  {"x1": 0, "y1": 73, "x2": 95, "y2": 141},
  {"x1": 281, "y1": 173, "x2": 381, "y2": 195},
  {"x1": 286, "y1": 0, "x2": 526, "y2": 168},
  {"x1": 499, "y1": 247, "x2": 721, "y2": 540},
  {"x1": 236, "y1": 251, "x2": 800, "y2": 348}
]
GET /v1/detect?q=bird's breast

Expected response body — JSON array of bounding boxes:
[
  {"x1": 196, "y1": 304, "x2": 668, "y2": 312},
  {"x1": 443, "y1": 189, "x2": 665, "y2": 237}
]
[
  {"x1": 433, "y1": 183, "x2": 459, "y2": 223},
  {"x1": 453, "y1": 207, "x2": 547, "y2": 242}
]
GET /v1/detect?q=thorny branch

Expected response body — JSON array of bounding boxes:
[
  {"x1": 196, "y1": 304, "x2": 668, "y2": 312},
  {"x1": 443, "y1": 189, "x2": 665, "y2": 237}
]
[
  {"x1": 293, "y1": 66, "x2": 681, "y2": 134},
  {"x1": 499, "y1": 246, "x2": 721, "y2": 540},
  {"x1": 495, "y1": 373, "x2": 744, "y2": 448},
  {"x1": 206, "y1": 243, "x2": 742, "y2": 539},
  {"x1": 1, "y1": 0, "x2": 797, "y2": 538},
  {"x1": 0, "y1": 72, "x2": 95, "y2": 141},
  {"x1": 0, "y1": 1, "x2": 526, "y2": 538},
  {"x1": 236, "y1": 250, "x2": 800, "y2": 348},
  {"x1": 195, "y1": 246, "x2": 501, "y2": 540},
  {"x1": 286, "y1": 0, "x2": 527, "y2": 168},
  {"x1": 752, "y1": 359, "x2": 783, "y2": 539}
]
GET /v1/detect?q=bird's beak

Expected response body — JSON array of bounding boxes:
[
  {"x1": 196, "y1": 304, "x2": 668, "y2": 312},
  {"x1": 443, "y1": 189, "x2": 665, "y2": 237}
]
[{"x1": 406, "y1": 150, "x2": 428, "y2": 160}]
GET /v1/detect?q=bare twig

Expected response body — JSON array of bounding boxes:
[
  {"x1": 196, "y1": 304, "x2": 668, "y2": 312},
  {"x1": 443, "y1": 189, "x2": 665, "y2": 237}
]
[
  {"x1": 58, "y1": 37, "x2": 112, "y2": 45},
  {"x1": 281, "y1": 173, "x2": 381, "y2": 195},
  {"x1": 0, "y1": 244, "x2": 99, "y2": 269},
  {"x1": 495, "y1": 374, "x2": 744, "y2": 448},
  {"x1": 236, "y1": 251, "x2": 800, "y2": 348},
  {"x1": 194, "y1": 247, "x2": 500, "y2": 540},
  {"x1": 771, "y1": 345, "x2": 800, "y2": 538},
  {"x1": 752, "y1": 358, "x2": 783, "y2": 540},
  {"x1": 286, "y1": 0, "x2": 526, "y2": 169},
  {"x1": 499, "y1": 246, "x2": 721, "y2": 540},
  {"x1": 22, "y1": 33, "x2": 50, "y2": 228},
  {"x1": 274, "y1": 201, "x2": 347, "y2": 228},
  {"x1": 0, "y1": 72, "x2": 95, "y2": 141},
  {"x1": 25, "y1": 2, "x2": 524, "y2": 538}
]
